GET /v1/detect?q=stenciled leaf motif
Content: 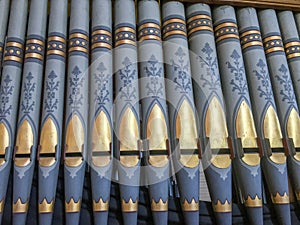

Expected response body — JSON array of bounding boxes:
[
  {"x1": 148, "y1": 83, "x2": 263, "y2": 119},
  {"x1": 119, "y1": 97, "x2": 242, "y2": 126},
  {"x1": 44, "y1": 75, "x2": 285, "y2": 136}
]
[
  {"x1": 68, "y1": 66, "x2": 84, "y2": 110},
  {"x1": 0, "y1": 74, "x2": 14, "y2": 117},
  {"x1": 253, "y1": 59, "x2": 273, "y2": 101},
  {"x1": 275, "y1": 64, "x2": 295, "y2": 104},
  {"x1": 119, "y1": 57, "x2": 137, "y2": 101},
  {"x1": 226, "y1": 50, "x2": 247, "y2": 95},
  {"x1": 172, "y1": 47, "x2": 192, "y2": 94},
  {"x1": 197, "y1": 42, "x2": 220, "y2": 90},
  {"x1": 144, "y1": 54, "x2": 164, "y2": 97},
  {"x1": 94, "y1": 62, "x2": 110, "y2": 106},
  {"x1": 21, "y1": 72, "x2": 36, "y2": 114},
  {"x1": 44, "y1": 70, "x2": 60, "y2": 113}
]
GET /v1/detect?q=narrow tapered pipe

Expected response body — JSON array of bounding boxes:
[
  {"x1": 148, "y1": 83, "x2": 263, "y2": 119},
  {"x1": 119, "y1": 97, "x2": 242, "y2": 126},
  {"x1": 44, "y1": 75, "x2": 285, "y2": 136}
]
[
  {"x1": 90, "y1": 0, "x2": 113, "y2": 225},
  {"x1": 0, "y1": 1, "x2": 28, "y2": 224},
  {"x1": 12, "y1": 1, "x2": 48, "y2": 225},
  {"x1": 0, "y1": 0, "x2": 10, "y2": 76},
  {"x1": 137, "y1": 1, "x2": 170, "y2": 224},
  {"x1": 162, "y1": 1, "x2": 200, "y2": 225},
  {"x1": 37, "y1": 1, "x2": 68, "y2": 225},
  {"x1": 114, "y1": 1, "x2": 141, "y2": 225},
  {"x1": 63, "y1": 1, "x2": 89, "y2": 225}
]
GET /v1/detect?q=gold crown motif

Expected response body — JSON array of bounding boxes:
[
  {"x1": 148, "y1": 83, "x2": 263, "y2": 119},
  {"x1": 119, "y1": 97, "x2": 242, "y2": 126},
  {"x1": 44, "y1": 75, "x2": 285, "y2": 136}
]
[
  {"x1": 182, "y1": 198, "x2": 199, "y2": 211},
  {"x1": 65, "y1": 198, "x2": 81, "y2": 213},
  {"x1": 13, "y1": 198, "x2": 29, "y2": 213},
  {"x1": 121, "y1": 198, "x2": 138, "y2": 212},
  {"x1": 151, "y1": 198, "x2": 168, "y2": 212},
  {"x1": 271, "y1": 192, "x2": 289, "y2": 204},
  {"x1": 39, "y1": 198, "x2": 54, "y2": 213},
  {"x1": 93, "y1": 198, "x2": 109, "y2": 212},
  {"x1": 212, "y1": 200, "x2": 232, "y2": 213},
  {"x1": 244, "y1": 195, "x2": 262, "y2": 207}
]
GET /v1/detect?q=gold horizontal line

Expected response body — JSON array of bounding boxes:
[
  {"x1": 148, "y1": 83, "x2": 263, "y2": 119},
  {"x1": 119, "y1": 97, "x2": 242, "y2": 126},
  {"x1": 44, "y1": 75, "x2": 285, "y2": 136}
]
[
  {"x1": 285, "y1": 41, "x2": 300, "y2": 49},
  {"x1": 26, "y1": 39, "x2": 44, "y2": 46},
  {"x1": 138, "y1": 22, "x2": 160, "y2": 31},
  {"x1": 242, "y1": 41, "x2": 263, "y2": 49},
  {"x1": 214, "y1": 22, "x2": 237, "y2": 32},
  {"x1": 69, "y1": 33, "x2": 88, "y2": 41},
  {"x1": 240, "y1": 30, "x2": 261, "y2": 38},
  {"x1": 25, "y1": 52, "x2": 44, "y2": 60},
  {"x1": 47, "y1": 49, "x2": 66, "y2": 57},
  {"x1": 265, "y1": 46, "x2": 285, "y2": 54},
  {"x1": 69, "y1": 46, "x2": 89, "y2": 54},
  {"x1": 187, "y1": 14, "x2": 212, "y2": 24},
  {"x1": 263, "y1": 35, "x2": 282, "y2": 43},
  {"x1": 162, "y1": 18, "x2": 186, "y2": 27},
  {"x1": 48, "y1": 36, "x2": 66, "y2": 44},
  {"x1": 6, "y1": 42, "x2": 23, "y2": 49},
  {"x1": 216, "y1": 34, "x2": 239, "y2": 43},
  {"x1": 115, "y1": 39, "x2": 137, "y2": 47},
  {"x1": 188, "y1": 26, "x2": 213, "y2": 36},
  {"x1": 91, "y1": 42, "x2": 112, "y2": 50},
  {"x1": 115, "y1": 27, "x2": 136, "y2": 34},
  {"x1": 92, "y1": 29, "x2": 112, "y2": 37},
  {"x1": 163, "y1": 30, "x2": 187, "y2": 39},
  {"x1": 139, "y1": 35, "x2": 161, "y2": 42},
  {"x1": 287, "y1": 52, "x2": 300, "y2": 59},
  {"x1": 4, "y1": 55, "x2": 23, "y2": 63}
]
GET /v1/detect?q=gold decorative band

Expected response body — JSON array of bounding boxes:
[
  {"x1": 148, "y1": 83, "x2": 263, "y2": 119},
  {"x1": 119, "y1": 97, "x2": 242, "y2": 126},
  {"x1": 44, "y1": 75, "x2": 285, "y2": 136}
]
[
  {"x1": 47, "y1": 49, "x2": 66, "y2": 57},
  {"x1": 188, "y1": 26, "x2": 214, "y2": 36},
  {"x1": 284, "y1": 41, "x2": 300, "y2": 49},
  {"x1": 139, "y1": 35, "x2": 161, "y2": 42},
  {"x1": 26, "y1": 39, "x2": 44, "y2": 46},
  {"x1": 265, "y1": 46, "x2": 285, "y2": 54},
  {"x1": 65, "y1": 198, "x2": 81, "y2": 213},
  {"x1": 216, "y1": 34, "x2": 239, "y2": 43},
  {"x1": 0, "y1": 46, "x2": 2, "y2": 52},
  {"x1": 163, "y1": 30, "x2": 187, "y2": 39},
  {"x1": 39, "y1": 199, "x2": 54, "y2": 213},
  {"x1": 48, "y1": 36, "x2": 66, "y2": 44},
  {"x1": 25, "y1": 52, "x2": 44, "y2": 60},
  {"x1": 151, "y1": 199, "x2": 168, "y2": 212},
  {"x1": 93, "y1": 199, "x2": 109, "y2": 212},
  {"x1": 162, "y1": 18, "x2": 185, "y2": 27},
  {"x1": 138, "y1": 22, "x2": 160, "y2": 31},
  {"x1": 182, "y1": 199, "x2": 199, "y2": 211},
  {"x1": 6, "y1": 41, "x2": 23, "y2": 49},
  {"x1": 92, "y1": 29, "x2": 112, "y2": 37},
  {"x1": 69, "y1": 46, "x2": 89, "y2": 54},
  {"x1": 212, "y1": 200, "x2": 232, "y2": 212},
  {"x1": 263, "y1": 35, "x2": 282, "y2": 43},
  {"x1": 187, "y1": 14, "x2": 211, "y2": 24},
  {"x1": 13, "y1": 198, "x2": 29, "y2": 213},
  {"x1": 287, "y1": 52, "x2": 300, "y2": 59},
  {"x1": 115, "y1": 26, "x2": 136, "y2": 34},
  {"x1": 121, "y1": 198, "x2": 138, "y2": 212},
  {"x1": 244, "y1": 195, "x2": 262, "y2": 207},
  {"x1": 115, "y1": 39, "x2": 137, "y2": 47},
  {"x1": 214, "y1": 22, "x2": 237, "y2": 32},
  {"x1": 4, "y1": 55, "x2": 22, "y2": 63},
  {"x1": 271, "y1": 192, "x2": 290, "y2": 204},
  {"x1": 0, "y1": 200, "x2": 4, "y2": 213},
  {"x1": 91, "y1": 42, "x2": 112, "y2": 50},
  {"x1": 69, "y1": 33, "x2": 88, "y2": 41},
  {"x1": 240, "y1": 30, "x2": 261, "y2": 39},
  {"x1": 242, "y1": 41, "x2": 263, "y2": 49}
]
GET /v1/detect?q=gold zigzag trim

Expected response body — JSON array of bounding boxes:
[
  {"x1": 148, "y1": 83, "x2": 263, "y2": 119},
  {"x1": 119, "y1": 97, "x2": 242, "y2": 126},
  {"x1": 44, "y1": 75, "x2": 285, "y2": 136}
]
[
  {"x1": 39, "y1": 198, "x2": 54, "y2": 213},
  {"x1": 182, "y1": 198, "x2": 199, "y2": 211},
  {"x1": 151, "y1": 198, "x2": 168, "y2": 212},
  {"x1": 93, "y1": 198, "x2": 109, "y2": 212},
  {"x1": 244, "y1": 195, "x2": 262, "y2": 207},
  {"x1": 13, "y1": 198, "x2": 29, "y2": 213},
  {"x1": 121, "y1": 198, "x2": 138, "y2": 212},
  {"x1": 65, "y1": 198, "x2": 81, "y2": 213},
  {"x1": 271, "y1": 192, "x2": 290, "y2": 204},
  {"x1": 212, "y1": 200, "x2": 232, "y2": 213}
]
